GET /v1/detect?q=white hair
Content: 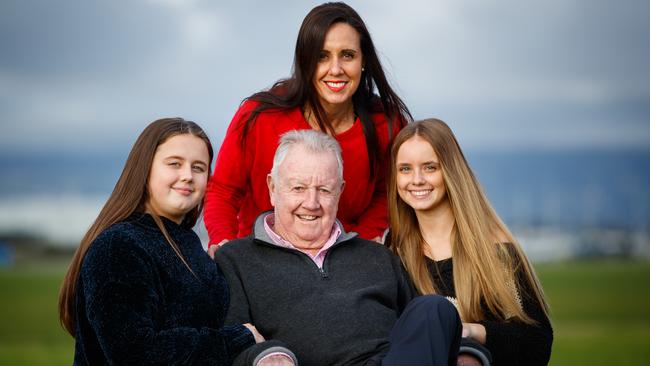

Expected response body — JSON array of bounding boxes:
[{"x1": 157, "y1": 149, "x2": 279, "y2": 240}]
[{"x1": 270, "y1": 129, "x2": 343, "y2": 181}]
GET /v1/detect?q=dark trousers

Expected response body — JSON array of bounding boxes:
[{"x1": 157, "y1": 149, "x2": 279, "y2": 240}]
[{"x1": 377, "y1": 295, "x2": 462, "y2": 366}]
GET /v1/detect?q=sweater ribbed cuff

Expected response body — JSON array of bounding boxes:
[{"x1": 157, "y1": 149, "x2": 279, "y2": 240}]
[{"x1": 221, "y1": 324, "x2": 256, "y2": 357}]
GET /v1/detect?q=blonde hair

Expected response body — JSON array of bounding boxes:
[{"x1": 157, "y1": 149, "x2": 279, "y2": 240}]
[{"x1": 388, "y1": 118, "x2": 549, "y2": 323}]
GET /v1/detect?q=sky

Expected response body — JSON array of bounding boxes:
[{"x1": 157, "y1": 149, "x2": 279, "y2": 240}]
[{"x1": 1, "y1": 0, "x2": 649, "y2": 155}]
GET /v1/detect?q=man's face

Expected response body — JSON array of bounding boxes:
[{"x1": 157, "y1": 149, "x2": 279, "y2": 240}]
[{"x1": 267, "y1": 144, "x2": 344, "y2": 252}]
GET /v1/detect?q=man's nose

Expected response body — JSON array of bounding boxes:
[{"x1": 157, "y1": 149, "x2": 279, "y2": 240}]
[{"x1": 302, "y1": 189, "x2": 320, "y2": 210}]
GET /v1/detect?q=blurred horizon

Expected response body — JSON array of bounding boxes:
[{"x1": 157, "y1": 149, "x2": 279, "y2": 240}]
[{"x1": 1, "y1": 148, "x2": 648, "y2": 263}]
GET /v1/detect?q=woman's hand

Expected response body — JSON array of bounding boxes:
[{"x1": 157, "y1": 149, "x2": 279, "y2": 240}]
[
  {"x1": 462, "y1": 322, "x2": 487, "y2": 344},
  {"x1": 207, "y1": 239, "x2": 229, "y2": 259},
  {"x1": 243, "y1": 323, "x2": 265, "y2": 343}
]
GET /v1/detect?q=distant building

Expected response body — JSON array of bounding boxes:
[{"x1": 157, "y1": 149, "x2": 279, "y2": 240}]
[{"x1": 0, "y1": 241, "x2": 14, "y2": 267}]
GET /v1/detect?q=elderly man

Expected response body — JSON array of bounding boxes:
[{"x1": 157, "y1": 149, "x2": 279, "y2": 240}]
[{"x1": 216, "y1": 130, "x2": 461, "y2": 366}]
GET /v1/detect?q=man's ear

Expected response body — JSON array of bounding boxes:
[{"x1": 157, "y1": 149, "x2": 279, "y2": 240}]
[
  {"x1": 339, "y1": 180, "x2": 346, "y2": 195},
  {"x1": 267, "y1": 174, "x2": 276, "y2": 206}
]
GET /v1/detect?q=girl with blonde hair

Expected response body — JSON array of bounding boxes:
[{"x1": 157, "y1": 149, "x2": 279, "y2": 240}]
[{"x1": 387, "y1": 118, "x2": 553, "y2": 365}]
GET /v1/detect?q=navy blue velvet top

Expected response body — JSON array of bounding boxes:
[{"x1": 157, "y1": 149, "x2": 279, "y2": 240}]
[{"x1": 73, "y1": 213, "x2": 254, "y2": 365}]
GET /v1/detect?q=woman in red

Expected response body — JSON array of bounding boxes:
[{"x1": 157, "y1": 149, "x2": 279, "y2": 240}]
[{"x1": 205, "y1": 2, "x2": 411, "y2": 254}]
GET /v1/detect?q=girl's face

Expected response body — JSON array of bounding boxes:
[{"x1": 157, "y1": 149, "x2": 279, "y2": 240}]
[
  {"x1": 146, "y1": 134, "x2": 210, "y2": 224},
  {"x1": 395, "y1": 135, "x2": 448, "y2": 213}
]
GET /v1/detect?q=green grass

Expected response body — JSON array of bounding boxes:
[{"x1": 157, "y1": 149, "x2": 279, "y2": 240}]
[
  {"x1": 0, "y1": 264, "x2": 73, "y2": 366},
  {"x1": 1, "y1": 260, "x2": 649, "y2": 365},
  {"x1": 539, "y1": 260, "x2": 650, "y2": 365}
]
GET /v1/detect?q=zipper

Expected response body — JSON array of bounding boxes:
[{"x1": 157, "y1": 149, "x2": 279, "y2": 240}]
[{"x1": 318, "y1": 266, "x2": 330, "y2": 280}]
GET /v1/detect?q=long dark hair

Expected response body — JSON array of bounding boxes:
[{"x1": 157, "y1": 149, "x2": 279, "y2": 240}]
[
  {"x1": 58, "y1": 118, "x2": 214, "y2": 336},
  {"x1": 242, "y1": 2, "x2": 411, "y2": 176}
]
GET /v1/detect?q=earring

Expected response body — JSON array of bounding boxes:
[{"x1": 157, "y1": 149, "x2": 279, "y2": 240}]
[{"x1": 362, "y1": 67, "x2": 365, "y2": 72}]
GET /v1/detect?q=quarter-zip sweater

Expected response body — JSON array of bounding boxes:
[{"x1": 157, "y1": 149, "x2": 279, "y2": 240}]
[{"x1": 215, "y1": 214, "x2": 415, "y2": 366}]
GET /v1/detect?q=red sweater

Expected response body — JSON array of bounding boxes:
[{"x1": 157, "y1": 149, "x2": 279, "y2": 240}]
[{"x1": 204, "y1": 100, "x2": 400, "y2": 245}]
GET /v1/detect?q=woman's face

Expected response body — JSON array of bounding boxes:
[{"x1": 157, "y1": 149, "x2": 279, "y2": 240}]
[
  {"x1": 395, "y1": 135, "x2": 448, "y2": 213},
  {"x1": 312, "y1": 22, "x2": 363, "y2": 112},
  {"x1": 146, "y1": 134, "x2": 210, "y2": 224}
]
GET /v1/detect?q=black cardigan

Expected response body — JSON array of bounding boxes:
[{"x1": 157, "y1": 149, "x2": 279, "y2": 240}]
[
  {"x1": 73, "y1": 213, "x2": 254, "y2": 365},
  {"x1": 427, "y1": 254, "x2": 553, "y2": 365}
]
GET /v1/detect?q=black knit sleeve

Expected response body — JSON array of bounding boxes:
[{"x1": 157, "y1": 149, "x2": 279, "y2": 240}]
[
  {"x1": 80, "y1": 230, "x2": 254, "y2": 365},
  {"x1": 479, "y1": 252, "x2": 553, "y2": 365}
]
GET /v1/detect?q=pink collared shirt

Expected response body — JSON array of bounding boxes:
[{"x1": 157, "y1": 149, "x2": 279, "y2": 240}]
[{"x1": 263, "y1": 213, "x2": 341, "y2": 269}]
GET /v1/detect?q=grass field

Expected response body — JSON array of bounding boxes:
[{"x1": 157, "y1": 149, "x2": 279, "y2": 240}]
[{"x1": 1, "y1": 260, "x2": 649, "y2": 365}]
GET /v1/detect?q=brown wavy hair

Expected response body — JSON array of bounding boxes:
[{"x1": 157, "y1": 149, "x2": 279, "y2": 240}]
[
  {"x1": 58, "y1": 118, "x2": 214, "y2": 336},
  {"x1": 387, "y1": 118, "x2": 549, "y2": 323}
]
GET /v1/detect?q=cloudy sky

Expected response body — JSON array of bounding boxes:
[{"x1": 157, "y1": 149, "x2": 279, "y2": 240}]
[{"x1": 1, "y1": 0, "x2": 649, "y2": 154}]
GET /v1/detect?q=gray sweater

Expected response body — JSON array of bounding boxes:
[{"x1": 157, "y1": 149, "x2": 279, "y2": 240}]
[{"x1": 215, "y1": 214, "x2": 414, "y2": 366}]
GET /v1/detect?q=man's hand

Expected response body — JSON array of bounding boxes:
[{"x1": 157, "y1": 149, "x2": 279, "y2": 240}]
[{"x1": 256, "y1": 353, "x2": 296, "y2": 366}]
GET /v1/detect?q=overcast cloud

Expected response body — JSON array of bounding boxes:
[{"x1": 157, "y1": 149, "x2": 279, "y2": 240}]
[{"x1": 1, "y1": 0, "x2": 649, "y2": 153}]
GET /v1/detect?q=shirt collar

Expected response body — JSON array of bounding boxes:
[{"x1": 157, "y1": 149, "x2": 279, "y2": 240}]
[{"x1": 262, "y1": 213, "x2": 341, "y2": 257}]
